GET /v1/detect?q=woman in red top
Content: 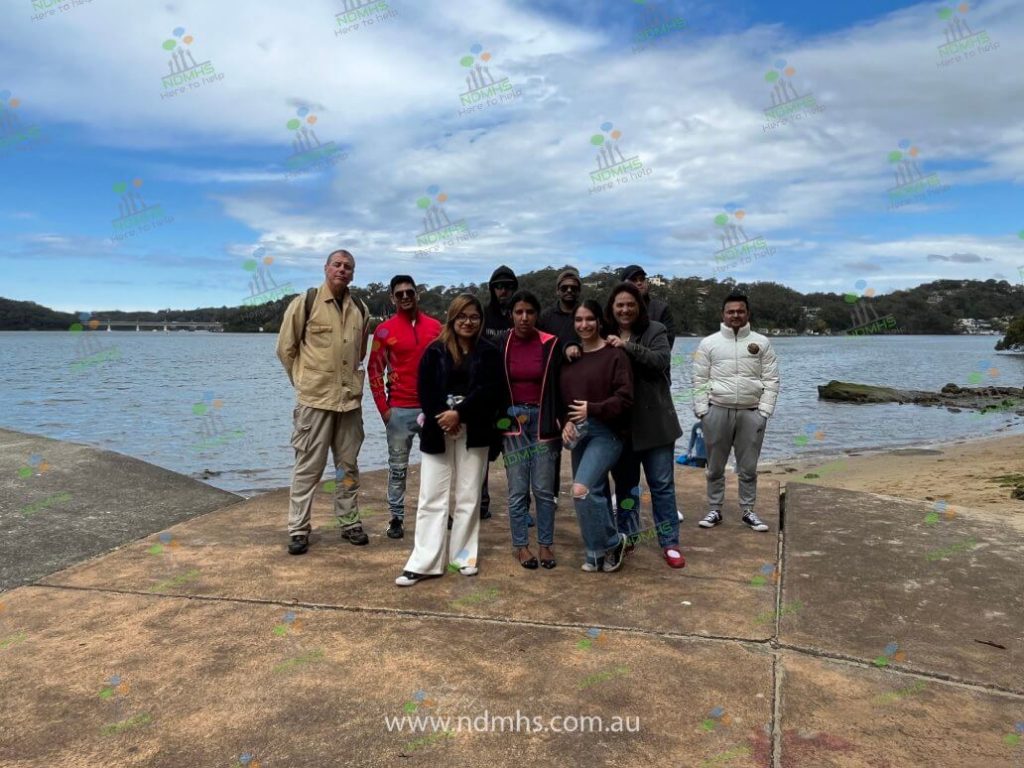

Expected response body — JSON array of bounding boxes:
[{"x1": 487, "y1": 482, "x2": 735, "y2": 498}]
[{"x1": 495, "y1": 290, "x2": 563, "y2": 569}]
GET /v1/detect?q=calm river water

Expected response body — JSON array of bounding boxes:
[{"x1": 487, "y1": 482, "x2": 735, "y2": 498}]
[{"x1": 1, "y1": 331, "x2": 1021, "y2": 496}]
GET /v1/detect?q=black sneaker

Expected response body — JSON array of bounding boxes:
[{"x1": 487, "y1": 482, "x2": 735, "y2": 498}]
[
  {"x1": 742, "y1": 510, "x2": 769, "y2": 532},
  {"x1": 341, "y1": 525, "x2": 369, "y2": 545},
  {"x1": 698, "y1": 510, "x2": 723, "y2": 528},
  {"x1": 386, "y1": 517, "x2": 404, "y2": 539},
  {"x1": 288, "y1": 534, "x2": 309, "y2": 555},
  {"x1": 480, "y1": 506, "x2": 492, "y2": 520},
  {"x1": 602, "y1": 534, "x2": 627, "y2": 573}
]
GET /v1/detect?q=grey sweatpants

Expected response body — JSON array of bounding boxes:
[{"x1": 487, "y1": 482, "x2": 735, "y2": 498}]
[{"x1": 702, "y1": 405, "x2": 767, "y2": 511}]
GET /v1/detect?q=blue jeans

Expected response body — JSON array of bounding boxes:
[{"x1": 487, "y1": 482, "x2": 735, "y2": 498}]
[
  {"x1": 611, "y1": 443, "x2": 680, "y2": 547},
  {"x1": 385, "y1": 407, "x2": 421, "y2": 520},
  {"x1": 503, "y1": 405, "x2": 557, "y2": 548},
  {"x1": 570, "y1": 418, "x2": 623, "y2": 560}
]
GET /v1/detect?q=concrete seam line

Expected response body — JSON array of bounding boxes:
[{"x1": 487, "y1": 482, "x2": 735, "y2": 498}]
[
  {"x1": 23, "y1": 582, "x2": 778, "y2": 645},
  {"x1": 771, "y1": 654, "x2": 784, "y2": 768},
  {"x1": 25, "y1": 584, "x2": 1024, "y2": 700},
  {"x1": 772, "y1": 642, "x2": 1024, "y2": 699}
]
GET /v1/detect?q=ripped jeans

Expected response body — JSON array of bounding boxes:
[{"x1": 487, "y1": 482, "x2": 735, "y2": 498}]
[{"x1": 569, "y1": 418, "x2": 623, "y2": 561}]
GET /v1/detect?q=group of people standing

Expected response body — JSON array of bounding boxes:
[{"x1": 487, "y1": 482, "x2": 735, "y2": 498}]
[{"x1": 275, "y1": 250, "x2": 781, "y2": 587}]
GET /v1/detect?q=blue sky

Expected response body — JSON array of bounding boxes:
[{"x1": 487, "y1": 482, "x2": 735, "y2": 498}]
[{"x1": 1, "y1": 0, "x2": 1022, "y2": 312}]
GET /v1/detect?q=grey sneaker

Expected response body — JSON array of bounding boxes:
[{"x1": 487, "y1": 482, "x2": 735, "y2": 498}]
[
  {"x1": 602, "y1": 534, "x2": 627, "y2": 573},
  {"x1": 698, "y1": 510, "x2": 723, "y2": 528},
  {"x1": 742, "y1": 510, "x2": 769, "y2": 532}
]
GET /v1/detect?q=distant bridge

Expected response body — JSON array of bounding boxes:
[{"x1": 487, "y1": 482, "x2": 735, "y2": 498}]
[{"x1": 89, "y1": 320, "x2": 224, "y2": 332}]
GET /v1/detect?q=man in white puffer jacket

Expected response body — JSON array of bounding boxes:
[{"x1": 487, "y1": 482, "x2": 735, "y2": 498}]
[{"x1": 692, "y1": 292, "x2": 780, "y2": 531}]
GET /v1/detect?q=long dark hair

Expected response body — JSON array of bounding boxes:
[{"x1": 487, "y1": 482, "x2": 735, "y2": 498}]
[
  {"x1": 604, "y1": 281, "x2": 650, "y2": 336},
  {"x1": 437, "y1": 293, "x2": 483, "y2": 366},
  {"x1": 574, "y1": 299, "x2": 608, "y2": 338}
]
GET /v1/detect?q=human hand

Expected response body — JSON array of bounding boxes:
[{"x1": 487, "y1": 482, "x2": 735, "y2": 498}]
[
  {"x1": 562, "y1": 422, "x2": 578, "y2": 443},
  {"x1": 605, "y1": 335, "x2": 624, "y2": 348},
  {"x1": 565, "y1": 346, "x2": 581, "y2": 361},
  {"x1": 382, "y1": 408, "x2": 392, "y2": 425},
  {"x1": 437, "y1": 410, "x2": 461, "y2": 433},
  {"x1": 568, "y1": 399, "x2": 588, "y2": 423}
]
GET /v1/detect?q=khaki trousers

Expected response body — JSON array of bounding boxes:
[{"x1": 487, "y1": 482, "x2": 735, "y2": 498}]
[{"x1": 288, "y1": 404, "x2": 364, "y2": 536}]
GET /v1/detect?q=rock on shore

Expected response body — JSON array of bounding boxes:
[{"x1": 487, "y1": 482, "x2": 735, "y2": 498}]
[{"x1": 817, "y1": 380, "x2": 1024, "y2": 415}]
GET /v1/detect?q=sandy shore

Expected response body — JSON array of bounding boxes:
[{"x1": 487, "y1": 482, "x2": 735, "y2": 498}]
[{"x1": 762, "y1": 432, "x2": 1024, "y2": 515}]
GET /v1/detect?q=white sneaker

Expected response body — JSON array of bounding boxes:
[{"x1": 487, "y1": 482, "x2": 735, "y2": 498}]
[
  {"x1": 395, "y1": 571, "x2": 425, "y2": 587},
  {"x1": 459, "y1": 565, "x2": 479, "y2": 576},
  {"x1": 677, "y1": 509, "x2": 685, "y2": 522}
]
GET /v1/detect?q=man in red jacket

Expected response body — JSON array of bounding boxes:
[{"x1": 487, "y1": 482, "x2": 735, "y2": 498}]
[{"x1": 367, "y1": 275, "x2": 442, "y2": 539}]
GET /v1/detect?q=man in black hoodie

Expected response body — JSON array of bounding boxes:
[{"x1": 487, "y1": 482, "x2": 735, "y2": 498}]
[{"x1": 483, "y1": 265, "x2": 518, "y2": 341}]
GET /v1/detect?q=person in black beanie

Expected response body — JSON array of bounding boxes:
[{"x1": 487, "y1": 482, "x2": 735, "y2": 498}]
[{"x1": 483, "y1": 265, "x2": 519, "y2": 341}]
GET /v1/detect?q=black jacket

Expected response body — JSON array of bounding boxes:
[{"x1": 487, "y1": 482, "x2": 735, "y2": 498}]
[
  {"x1": 495, "y1": 329, "x2": 564, "y2": 443},
  {"x1": 648, "y1": 297, "x2": 676, "y2": 350},
  {"x1": 483, "y1": 265, "x2": 517, "y2": 341},
  {"x1": 620, "y1": 320, "x2": 682, "y2": 451},
  {"x1": 537, "y1": 303, "x2": 579, "y2": 346},
  {"x1": 417, "y1": 338, "x2": 500, "y2": 455}
]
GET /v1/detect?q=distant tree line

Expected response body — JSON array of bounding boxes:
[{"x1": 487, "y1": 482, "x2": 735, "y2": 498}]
[{"x1": 2, "y1": 272, "x2": 1022, "y2": 339}]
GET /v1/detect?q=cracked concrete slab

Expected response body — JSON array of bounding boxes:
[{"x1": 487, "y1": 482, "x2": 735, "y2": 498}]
[
  {"x1": 780, "y1": 484, "x2": 1024, "y2": 694},
  {"x1": 0, "y1": 587, "x2": 774, "y2": 768},
  {"x1": 775, "y1": 653, "x2": 1022, "y2": 768},
  {"x1": 0, "y1": 428, "x2": 241, "y2": 592},
  {"x1": 38, "y1": 463, "x2": 781, "y2": 641}
]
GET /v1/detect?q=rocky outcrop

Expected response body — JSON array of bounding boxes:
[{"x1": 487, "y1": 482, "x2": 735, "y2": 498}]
[{"x1": 817, "y1": 380, "x2": 1024, "y2": 414}]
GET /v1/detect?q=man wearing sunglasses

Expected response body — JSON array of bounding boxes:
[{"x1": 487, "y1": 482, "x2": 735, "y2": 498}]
[
  {"x1": 482, "y1": 265, "x2": 519, "y2": 341},
  {"x1": 538, "y1": 266, "x2": 583, "y2": 345},
  {"x1": 367, "y1": 275, "x2": 442, "y2": 540}
]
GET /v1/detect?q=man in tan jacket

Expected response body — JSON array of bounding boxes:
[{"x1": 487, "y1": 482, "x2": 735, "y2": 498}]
[{"x1": 276, "y1": 249, "x2": 371, "y2": 554}]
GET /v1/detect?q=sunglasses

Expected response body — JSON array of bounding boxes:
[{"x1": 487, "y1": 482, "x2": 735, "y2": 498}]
[
  {"x1": 394, "y1": 289, "x2": 416, "y2": 299},
  {"x1": 558, "y1": 284, "x2": 580, "y2": 292},
  {"x1": 492, "y1": 282, "x2": 516, "y2": 291}
]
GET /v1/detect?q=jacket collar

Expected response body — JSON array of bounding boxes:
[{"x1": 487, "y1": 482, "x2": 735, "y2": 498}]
[{"x1": 720, "y1": 322, "x2": 751, "y2": 340}]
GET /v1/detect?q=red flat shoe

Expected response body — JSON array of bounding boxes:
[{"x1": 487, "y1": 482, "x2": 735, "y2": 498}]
[{"x1": 663, "y1": 547, "x2": 686, "y2": 569}]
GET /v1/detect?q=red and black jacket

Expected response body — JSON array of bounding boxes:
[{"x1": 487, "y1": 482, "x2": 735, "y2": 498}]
[{"x1": 495, "y1": 330, "x2": 565, "y2": 445}]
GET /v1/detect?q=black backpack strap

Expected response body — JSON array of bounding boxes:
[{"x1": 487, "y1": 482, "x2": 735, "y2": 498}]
[
  {"x1": 300, "y1": 287, "x2": 318, "y2": 344},
  {"x1": 301, "y1": 288, "x2": 370, "y2": 343}
]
